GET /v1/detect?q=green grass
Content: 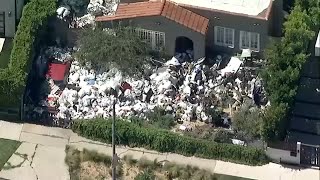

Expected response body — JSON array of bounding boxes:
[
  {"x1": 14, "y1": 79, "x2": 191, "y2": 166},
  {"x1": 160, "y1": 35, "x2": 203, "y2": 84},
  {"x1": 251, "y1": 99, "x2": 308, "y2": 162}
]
[
  {"x1": 0, "y1": 38, "x2": 13, "y2": 69},
  {"x1": 0, "y1": 138, "x2": 21, "y2": 170},
  {"x1": 215, "y1": 173, "x2": 254, "y2": 180}
]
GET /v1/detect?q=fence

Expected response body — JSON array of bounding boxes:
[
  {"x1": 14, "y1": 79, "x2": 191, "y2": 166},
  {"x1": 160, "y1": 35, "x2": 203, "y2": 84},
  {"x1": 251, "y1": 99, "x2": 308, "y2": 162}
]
[{"x1": 266, "y1": 141, "x2": 301, "y2": 165}]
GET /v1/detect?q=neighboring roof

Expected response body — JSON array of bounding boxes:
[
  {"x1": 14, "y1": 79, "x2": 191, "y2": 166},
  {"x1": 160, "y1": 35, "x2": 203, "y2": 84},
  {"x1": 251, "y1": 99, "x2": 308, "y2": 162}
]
[
  {"x1": 95, "y1": 0, "x2": 209, "y2": 35},
  {"x1": 171, "y1": 0, "x2": 272, "y2": 19}
]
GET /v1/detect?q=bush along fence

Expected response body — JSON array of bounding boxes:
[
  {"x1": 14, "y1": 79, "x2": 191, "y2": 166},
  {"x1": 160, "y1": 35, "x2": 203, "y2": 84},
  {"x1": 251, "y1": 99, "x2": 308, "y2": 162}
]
[
  {"x1": 72, "y1": 119, "x2": 269, "y2": 166},
  {"x1": 260, "y1": 1, "x2": 320, "y2": 141},
  {"x1": 0, "y1": 0, "x2": 56, "y2": 109}
]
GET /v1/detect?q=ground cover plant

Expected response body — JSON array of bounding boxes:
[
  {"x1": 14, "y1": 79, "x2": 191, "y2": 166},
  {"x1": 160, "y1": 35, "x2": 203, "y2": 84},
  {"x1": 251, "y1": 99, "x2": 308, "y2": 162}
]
[{"x1": 65, "y1": 145, "x2": 254, "y2": 180}]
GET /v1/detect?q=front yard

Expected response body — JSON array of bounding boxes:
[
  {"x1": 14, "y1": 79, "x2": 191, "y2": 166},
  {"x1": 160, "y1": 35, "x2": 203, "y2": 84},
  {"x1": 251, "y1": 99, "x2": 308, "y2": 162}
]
[
  {"x1": 0, "y1": 138, "x2": 21, "y2": 170},
  {"x1": 65, "y1": 146, "x2": 254, "y2": 180}
]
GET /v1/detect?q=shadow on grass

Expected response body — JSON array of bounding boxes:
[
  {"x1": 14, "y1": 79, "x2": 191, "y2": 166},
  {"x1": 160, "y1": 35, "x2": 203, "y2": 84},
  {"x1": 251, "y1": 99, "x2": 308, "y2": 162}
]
[{"x1": 0, "y1": 139, "x2": 21, "y2": 170}]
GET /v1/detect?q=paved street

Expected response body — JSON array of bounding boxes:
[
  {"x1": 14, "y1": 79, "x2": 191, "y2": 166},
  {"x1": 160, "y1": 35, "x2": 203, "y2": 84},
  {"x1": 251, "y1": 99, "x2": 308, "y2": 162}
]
[{"x1": 0, "y1": 121, "x2": 319, "y2": 180}]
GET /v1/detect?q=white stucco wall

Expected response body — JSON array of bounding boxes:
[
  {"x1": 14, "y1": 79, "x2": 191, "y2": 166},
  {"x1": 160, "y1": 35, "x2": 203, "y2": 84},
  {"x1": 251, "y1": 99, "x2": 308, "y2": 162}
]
[
  {"x1": 266, "y1": 142, "x2": 301, "y2": 165},
  {"x1": 315, "y1": 30, "x2": 320, "y2": 57},
  {"x1": 0, "y1": 0, "x2": 16, "y2": 37}
]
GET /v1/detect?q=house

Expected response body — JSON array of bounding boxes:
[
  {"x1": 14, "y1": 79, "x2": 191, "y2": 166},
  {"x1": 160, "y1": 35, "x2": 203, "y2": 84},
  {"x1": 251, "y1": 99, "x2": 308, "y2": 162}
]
[
  {"x1": 95, "y1": 0, "x2": 283, "y2": 59},
  {"x1": 0, "y1": 0, "x2": 25, "y2": 38}
]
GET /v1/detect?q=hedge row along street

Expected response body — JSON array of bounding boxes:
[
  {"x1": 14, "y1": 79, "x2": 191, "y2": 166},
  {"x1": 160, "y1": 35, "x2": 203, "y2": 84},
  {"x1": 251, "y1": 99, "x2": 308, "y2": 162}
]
[
  {"x1": 0, "y1": 0, "x2": 56, "y2": 108},
  {"x1": 72, "y1": 119, "x2": 269, "y2": 166}
]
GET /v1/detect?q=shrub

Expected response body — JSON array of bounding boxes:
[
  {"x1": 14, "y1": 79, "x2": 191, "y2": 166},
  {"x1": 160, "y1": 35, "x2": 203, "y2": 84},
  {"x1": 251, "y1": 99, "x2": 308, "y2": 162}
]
[
  {"x1": 145, "y1": 107, "x2": 175, "y2": 129},
  {"x1": 232, "y1": 102, "x2": 263, "y2": 141},
  {"x1": 72, "y1": 119, "x2": 269, "y2": 165},
  {"x1": 134, "y1": 168, "x2": 155, "y2": 180},
  {"x1": 0, "y1": 0, "x2": 56, "y2": 108}
]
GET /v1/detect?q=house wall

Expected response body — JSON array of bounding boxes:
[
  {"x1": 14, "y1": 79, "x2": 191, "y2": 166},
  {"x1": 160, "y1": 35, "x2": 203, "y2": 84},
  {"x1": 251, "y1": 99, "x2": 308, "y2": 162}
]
[
  {"x1": 266, "y1": 142, "x2": 301, "y2": 165},
  {"x1": 270, "y1": 0, "x2": 284, "y2": 37},
  {"x1": 183, "y1": 6, "x2": 270, "y2": 55},
  {"x1": 0, "y1": 0, "x2": 16, "y2": 37},
  {"x1": 106, "y1": 16, "x2": 206, "y2": 59},
  {"x1": 16, "y1": 0, "x2": 25, "y2": 20}
]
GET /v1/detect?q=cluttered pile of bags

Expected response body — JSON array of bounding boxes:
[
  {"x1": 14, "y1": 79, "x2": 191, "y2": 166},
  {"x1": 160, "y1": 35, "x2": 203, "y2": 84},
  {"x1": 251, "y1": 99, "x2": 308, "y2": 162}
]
[
  {"x1": 38, "y1": 47, "x2": 268, "y2": 124},
  {"x1": 56, "y1": 0, "x2": 118, "y2": 27}
]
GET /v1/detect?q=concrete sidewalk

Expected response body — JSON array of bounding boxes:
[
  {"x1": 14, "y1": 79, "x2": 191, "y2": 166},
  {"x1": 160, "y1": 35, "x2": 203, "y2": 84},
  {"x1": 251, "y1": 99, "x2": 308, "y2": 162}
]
[{"x1": 0, "y1": 121, "x2": 319, "y2": 180}]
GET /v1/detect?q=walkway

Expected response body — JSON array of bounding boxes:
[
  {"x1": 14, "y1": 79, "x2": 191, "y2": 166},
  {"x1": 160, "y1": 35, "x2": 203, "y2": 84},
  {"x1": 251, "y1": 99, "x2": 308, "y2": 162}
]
[{"x1": 0, "y1": 120, "x2": 319, "y2": 180}]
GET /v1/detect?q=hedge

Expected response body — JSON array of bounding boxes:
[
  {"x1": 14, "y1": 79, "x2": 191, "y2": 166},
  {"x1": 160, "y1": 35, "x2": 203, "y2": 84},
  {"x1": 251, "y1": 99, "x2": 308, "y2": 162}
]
[
  {"x1": 0, "y1": 0, "x2": 56, "y2": 108},
  {"x1": 261, "y1": 2, "x2": 319, "y2": 141},
  {"x1": 72, "y1": 119, "x2": 269, "y2": 166}
]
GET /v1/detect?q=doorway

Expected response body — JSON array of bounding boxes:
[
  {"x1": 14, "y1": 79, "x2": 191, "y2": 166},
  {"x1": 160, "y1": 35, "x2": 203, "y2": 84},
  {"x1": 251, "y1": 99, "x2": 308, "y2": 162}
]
[{"x1": 175, "y1": 36, "x2": 194, "y2": 60}]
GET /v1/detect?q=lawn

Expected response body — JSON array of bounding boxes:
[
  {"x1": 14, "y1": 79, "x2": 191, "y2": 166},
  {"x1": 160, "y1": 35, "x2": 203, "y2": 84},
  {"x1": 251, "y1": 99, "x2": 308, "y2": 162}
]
[
  {"x1": 0, "y1": 38, "x2": 13, "y2": 69},
  {"x1": 0, "y1": 138, "x2": 21, "y2": 170}
]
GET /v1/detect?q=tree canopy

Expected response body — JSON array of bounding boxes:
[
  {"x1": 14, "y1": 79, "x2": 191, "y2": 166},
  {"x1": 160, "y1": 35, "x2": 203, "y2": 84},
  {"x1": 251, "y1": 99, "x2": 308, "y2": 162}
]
[
  {"x1": 75, "y1": 27, "x2": 152, "y2": 77},
  {"x1": 260, "y1": 3, "x2": 316, "y2": 141}
]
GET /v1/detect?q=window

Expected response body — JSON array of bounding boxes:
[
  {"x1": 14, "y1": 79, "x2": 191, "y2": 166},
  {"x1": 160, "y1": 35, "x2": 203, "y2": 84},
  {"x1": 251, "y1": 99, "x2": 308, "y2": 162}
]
[
  {"x1": 214, "y1": 26, "x2": 235, "y2": 48},
  {"x1": 135, "y1": 28, "x2": 165, "y2": 51},
  {"x1": 240, "y1": 31, "x2": 260, "y2": 51}
]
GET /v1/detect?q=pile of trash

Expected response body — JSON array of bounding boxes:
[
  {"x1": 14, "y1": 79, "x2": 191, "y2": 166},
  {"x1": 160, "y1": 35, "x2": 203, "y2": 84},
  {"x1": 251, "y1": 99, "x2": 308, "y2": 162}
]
[
  {"x1": 44, "y1": 47, "x2": 74, "y2": 63},
  {"x1": 57, "y1": 0, "x2": 118, "y2": 28},
  {"x1": 37, "y1": 47, "x2": 268, "y2": 124}
]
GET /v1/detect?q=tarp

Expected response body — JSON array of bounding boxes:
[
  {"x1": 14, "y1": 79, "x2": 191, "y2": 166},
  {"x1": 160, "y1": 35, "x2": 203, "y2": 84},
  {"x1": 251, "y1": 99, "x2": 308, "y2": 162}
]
[
  {"x1": 46, "y1": 63, "x2": 69, "y2": 81},
  {"x1": 316, "y1": 30, "x2": 320, "y2": 57},
  {"x1": 219, "y1": 57, "x2": 242, "y2": 76},
  {"x1": 0, "y1": 38, "x2": 5, "y2": 53}
]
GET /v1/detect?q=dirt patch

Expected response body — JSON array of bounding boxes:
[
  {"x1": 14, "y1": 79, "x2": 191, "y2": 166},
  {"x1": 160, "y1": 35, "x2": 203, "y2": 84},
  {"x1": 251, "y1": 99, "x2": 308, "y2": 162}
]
[
  {"x1": 121, "y1": 163, "x2": 139, "y2": 180},
  {"x1": 80, "y1": 161, "x2": 110, "y2": 180}
]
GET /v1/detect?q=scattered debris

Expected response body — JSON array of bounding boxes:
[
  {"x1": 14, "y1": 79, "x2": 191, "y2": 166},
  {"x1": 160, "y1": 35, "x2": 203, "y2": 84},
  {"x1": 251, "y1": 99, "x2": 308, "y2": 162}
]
[
  {"x1": 57, "y1": 0, "x2": 118, "y2": 28},
  {"x1": 28, "y1": 46, "x2": 268, "y2": 129}
]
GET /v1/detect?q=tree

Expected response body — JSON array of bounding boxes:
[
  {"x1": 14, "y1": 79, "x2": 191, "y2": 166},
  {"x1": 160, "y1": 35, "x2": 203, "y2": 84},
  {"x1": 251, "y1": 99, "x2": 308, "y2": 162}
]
[
  {"x1": 232, "y1": 102, "x2": 263, "y2": 141},
  {"x1": 260, "y1": 3, "x2": 316, "y2": 141},
  {"x1": 295, "y1": 0, "x2": 320, "y2": 28},
  {"x1": 260, "y1": 103, "x2": 288, "y2": 141},
  {"x1": 75, "y1": 26, "x2": 152, "y2": 77}
]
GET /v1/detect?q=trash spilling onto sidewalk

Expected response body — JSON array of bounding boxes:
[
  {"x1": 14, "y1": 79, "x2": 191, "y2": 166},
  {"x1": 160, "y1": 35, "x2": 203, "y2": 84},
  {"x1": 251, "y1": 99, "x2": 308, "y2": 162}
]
[{"x1": 29, "y1": 46, "x2": 268, "y2": 128}]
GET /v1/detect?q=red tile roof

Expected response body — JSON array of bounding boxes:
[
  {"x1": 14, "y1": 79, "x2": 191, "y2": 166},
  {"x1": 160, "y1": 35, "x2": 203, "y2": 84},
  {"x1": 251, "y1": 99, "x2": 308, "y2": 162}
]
[{"x1": 95, "y1": 0, "x2": 209, "y2": 35}]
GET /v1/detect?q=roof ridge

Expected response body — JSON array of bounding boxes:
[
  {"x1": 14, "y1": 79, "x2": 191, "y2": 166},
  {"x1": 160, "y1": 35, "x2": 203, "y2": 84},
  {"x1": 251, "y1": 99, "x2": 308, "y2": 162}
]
[{"x1": 95, "y1": 0, "x2": 209, "y2": 35}]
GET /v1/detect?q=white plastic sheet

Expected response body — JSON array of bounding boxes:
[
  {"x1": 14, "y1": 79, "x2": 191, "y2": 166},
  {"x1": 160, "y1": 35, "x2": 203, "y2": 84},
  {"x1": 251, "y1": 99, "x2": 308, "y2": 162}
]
[{"x1": 220, "y1": 57, "x2": 243, "y2": 76}]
